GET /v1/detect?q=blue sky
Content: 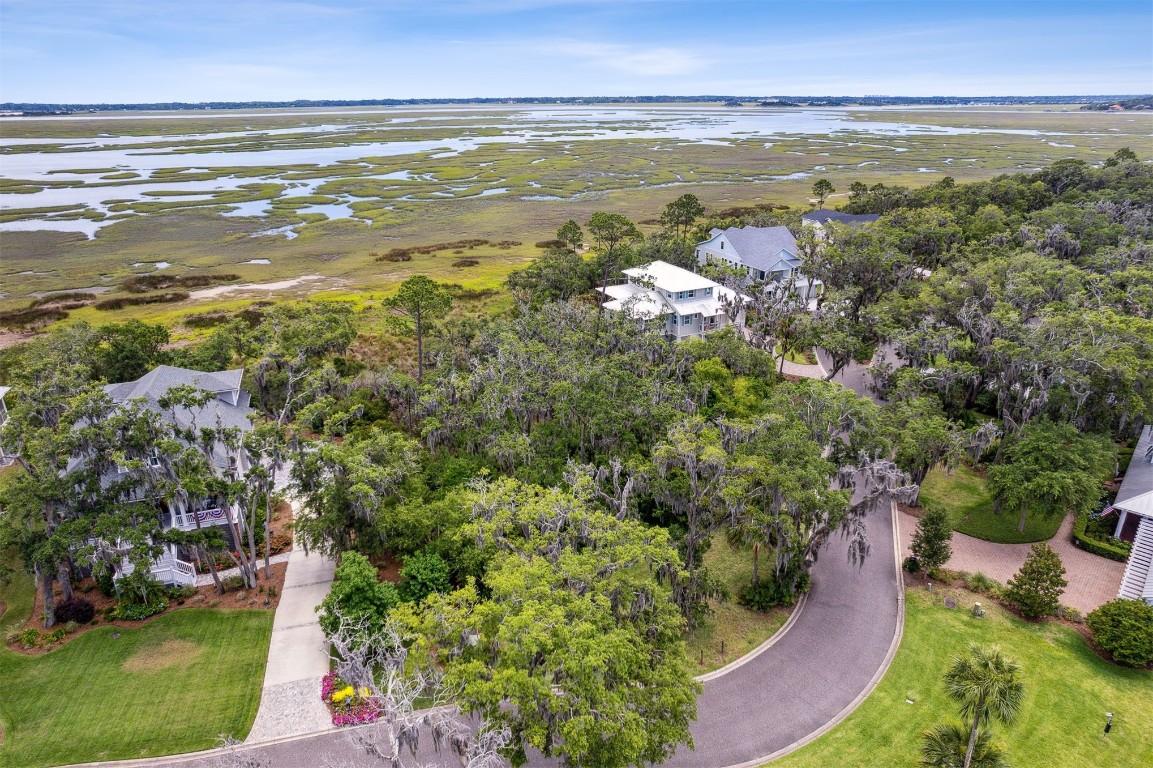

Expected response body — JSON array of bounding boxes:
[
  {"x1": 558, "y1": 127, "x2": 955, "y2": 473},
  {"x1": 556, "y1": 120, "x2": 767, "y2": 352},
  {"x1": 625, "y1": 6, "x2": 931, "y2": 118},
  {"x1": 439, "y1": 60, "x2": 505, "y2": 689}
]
[{"x1": 1, "y1": 0, "x2": 1150, "y2": 102}]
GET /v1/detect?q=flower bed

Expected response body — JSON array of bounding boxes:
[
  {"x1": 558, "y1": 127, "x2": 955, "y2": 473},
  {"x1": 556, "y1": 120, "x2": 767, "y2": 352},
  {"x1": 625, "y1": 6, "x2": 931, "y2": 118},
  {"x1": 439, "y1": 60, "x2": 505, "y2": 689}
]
[{"x1": 321, "y1": 671, "x2": 380, "y2": 726}]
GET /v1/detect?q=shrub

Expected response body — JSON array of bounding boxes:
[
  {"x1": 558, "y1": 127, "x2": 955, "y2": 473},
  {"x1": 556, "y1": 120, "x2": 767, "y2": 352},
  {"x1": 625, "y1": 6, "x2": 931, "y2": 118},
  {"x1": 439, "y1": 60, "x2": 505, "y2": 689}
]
[
  {"x1": 452, "y1": 258, "x2": 479, "y2": 268},
  {"x1": 963, "y1": 572, "x2": 1001, "y2": 596},
  {"x1": 64, "y1": 621, "x2": 81, "y2": 633},
  {"x1": 318, "y1": 552, "x2": 399, "y2": 641},
  {"x1": 738, "y1": 570, "x2": 811, "y2": 611},
  {"x1": 113, "y1": 598, "x2": 168, "y2": 621},
  {"x1": 1071, "y1": 512, "x2": 1131, "y2": 562},
  {"x1": 535, "y1": 239, "x2": 567, "y2": 249},
  {"x1": 18, "y1": 628, "x2": 41, "y2": 648},
  {"x1": 221, "y1": 575, "x2": 245, "y2": 592},
  {"x1": 55, "y1": 598, "x2": 96, "y2": 625},
  {"x1": 1004, "y1": 543, "x2": 1067, "y2": 619},
  {"x1": 48, "y1": 627, "x2": 67, "y2": 643},
  {"x1": 398, "y1": 550, "x2": 452, "y2": 603},
  {"x1": 903, "y1": 556, "x2": 921, "y2": 573},
  {"x1": 1086, "y1": 599, "x2": 1153, "y2": 666},
  {"x1": 94, "y1": 291, "x2": 190, "y2": 310}
]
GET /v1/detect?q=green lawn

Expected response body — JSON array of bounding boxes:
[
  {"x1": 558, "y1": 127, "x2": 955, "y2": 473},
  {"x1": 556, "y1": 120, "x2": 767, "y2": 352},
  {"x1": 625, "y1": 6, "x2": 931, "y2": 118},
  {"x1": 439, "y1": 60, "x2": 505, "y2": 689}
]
[
  {"x1": 0, "y1": 609, "x2": 273, "y2": 767},
  {"x1": 919, "y1": 464, "x2": 1063, "y2": 544},
  {"x1": 0, "y1": 555, "x2": 35, "y2": 635},
  {"x1": 771, "y1": 587, "x2": 1152, "y2": 768},
  {"x1": 685, "y1": 538, "x2": 791, "y2": 675}
]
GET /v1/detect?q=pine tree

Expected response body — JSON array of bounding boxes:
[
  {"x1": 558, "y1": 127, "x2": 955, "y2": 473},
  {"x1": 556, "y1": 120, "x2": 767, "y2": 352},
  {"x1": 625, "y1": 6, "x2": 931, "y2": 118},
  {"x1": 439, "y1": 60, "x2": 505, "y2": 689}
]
[
  {"x1": 1005, "y1": 543, "x2": 1067, "y2": 619},
  {"x1": 911, "y1": 503, "x2": 954, "y2": 573}
]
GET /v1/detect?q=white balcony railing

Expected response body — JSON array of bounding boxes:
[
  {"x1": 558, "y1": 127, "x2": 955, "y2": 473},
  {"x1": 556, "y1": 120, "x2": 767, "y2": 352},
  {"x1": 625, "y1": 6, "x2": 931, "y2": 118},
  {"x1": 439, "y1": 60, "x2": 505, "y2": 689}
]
[
  {"x1": 171, "y1": 507, "x2": 236, "y2": 531},
  {"x1": 150, "y1": 557, "x2": 197, "y2": 587}
]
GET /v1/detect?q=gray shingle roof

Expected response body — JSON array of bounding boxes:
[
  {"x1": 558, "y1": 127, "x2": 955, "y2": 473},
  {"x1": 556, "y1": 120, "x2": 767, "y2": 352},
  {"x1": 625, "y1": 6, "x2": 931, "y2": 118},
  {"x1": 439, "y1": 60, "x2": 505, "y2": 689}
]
[
  {"x1": 103, "y1": 365, "x2": 252, "y2": 435},
  {"x1": 802, "y1": 209, "x2": 881, "y2": 225},
  {"x1": 712, "y1": 226, "x2": 799, "y2": 273}
]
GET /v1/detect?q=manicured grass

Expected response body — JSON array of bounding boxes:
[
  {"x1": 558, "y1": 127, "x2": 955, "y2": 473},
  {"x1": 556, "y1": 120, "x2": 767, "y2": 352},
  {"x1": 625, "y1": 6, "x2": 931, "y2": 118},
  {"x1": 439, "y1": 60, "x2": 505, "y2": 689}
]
[
  {"x1": 685, "y1": 538, "x2": 791, "y2": 675},
  {"x1": 0, "y1": 553, "x2": 35, "y2": 635},
  {"x1": 0, "y1": 609, "x2": 273, "y2": 768},
  {"x1": 771, "y1": 587, "x2": 1152, "y2": 768},
  {"x1": 919, "y1": 464, "x2": 1062, "y2": 544}
]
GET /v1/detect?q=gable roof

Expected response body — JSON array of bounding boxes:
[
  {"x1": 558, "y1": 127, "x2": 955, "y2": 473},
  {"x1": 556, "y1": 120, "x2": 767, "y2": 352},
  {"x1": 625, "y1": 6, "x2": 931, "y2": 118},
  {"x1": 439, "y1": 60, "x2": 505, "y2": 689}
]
[
  {"x1": 699, "y1": 226, "x2": 800, "y2": 274},
  {"x1": 103, "y1": 365, "x2": 252, "y2": 435},
  {"x1": 802, "y1": 209, "x2": 881, "y2": 226}
]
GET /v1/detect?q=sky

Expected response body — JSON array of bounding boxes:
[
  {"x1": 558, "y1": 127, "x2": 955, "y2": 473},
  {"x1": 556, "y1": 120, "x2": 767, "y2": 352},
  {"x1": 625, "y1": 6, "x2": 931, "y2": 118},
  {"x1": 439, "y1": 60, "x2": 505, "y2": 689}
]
[{"x1": 1, "y1": 0, "x2": 1151, "y2": 103}]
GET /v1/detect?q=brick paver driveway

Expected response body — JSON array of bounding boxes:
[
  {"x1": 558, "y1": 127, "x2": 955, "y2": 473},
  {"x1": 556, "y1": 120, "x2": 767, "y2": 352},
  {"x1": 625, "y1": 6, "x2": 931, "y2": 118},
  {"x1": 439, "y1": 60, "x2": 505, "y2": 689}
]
[{"x1": 898, "y1": 511, "x2": 1124, "y2": 614}]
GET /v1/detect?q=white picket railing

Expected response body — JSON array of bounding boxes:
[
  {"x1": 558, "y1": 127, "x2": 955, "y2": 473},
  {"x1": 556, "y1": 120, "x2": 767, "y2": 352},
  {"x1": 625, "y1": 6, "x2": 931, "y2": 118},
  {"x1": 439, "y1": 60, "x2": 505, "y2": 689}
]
[{"x1": 171, "y1": 507, "x2": 236, "y2": 531}]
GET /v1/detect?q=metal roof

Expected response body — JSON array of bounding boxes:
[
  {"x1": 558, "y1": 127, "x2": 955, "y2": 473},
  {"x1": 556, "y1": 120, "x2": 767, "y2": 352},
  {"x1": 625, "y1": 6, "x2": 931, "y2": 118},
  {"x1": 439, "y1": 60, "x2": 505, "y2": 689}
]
[{"x1": 1117, "y1": 425, "x2": 1153, "y2": 518}]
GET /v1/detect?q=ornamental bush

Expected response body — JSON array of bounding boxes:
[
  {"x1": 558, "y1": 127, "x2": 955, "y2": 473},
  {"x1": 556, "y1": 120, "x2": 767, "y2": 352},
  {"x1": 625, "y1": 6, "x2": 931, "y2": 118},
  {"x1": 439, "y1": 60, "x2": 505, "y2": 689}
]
[
  {"x1": 55, "y1": 597, "x2": 95, "y2": 625},
  {"x1": 113, "y1": 599, "x2": 169, "y2": 621},
  {"x1": 1086, "y1": 599, "x2": 1153, "y2": 667}
]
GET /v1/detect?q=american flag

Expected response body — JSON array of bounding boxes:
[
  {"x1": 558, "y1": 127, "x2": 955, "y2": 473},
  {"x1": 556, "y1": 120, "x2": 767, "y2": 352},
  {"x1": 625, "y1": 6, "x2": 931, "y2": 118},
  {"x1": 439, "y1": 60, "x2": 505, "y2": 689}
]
[{"x1": 1095, "y1": 504, "x2": 1116, "y2": 518}]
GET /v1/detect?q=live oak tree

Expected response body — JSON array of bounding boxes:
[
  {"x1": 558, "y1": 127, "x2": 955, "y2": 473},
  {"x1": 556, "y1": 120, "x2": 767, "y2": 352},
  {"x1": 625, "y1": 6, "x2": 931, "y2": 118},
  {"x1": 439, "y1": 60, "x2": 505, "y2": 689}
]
[
  {"x1": 385, "y1": 275, "x2": 453, "y2": 384},
  {"x1": 399, "y1": 478, "x2": 698, "y2": 768},
  {"x1": 291, "y1": 427, "x2": 422, "y2": 557},
  {"x1": 985, "y1": 421, "x2": 1114, "y2": 532}
]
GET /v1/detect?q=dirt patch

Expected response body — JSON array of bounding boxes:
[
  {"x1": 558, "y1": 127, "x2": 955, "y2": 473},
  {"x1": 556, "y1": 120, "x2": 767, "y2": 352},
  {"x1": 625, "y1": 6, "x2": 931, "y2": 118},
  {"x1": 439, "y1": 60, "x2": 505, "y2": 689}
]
[{"x1": 123, "y1": 638, "x2": 203, "y2": 673}]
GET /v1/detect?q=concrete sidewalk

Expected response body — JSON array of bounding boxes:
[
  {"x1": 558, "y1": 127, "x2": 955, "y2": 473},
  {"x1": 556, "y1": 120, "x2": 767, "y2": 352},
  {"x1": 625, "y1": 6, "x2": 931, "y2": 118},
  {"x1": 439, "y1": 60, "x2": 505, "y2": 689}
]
[{"x1": 244, "y1": 527, "x2": 337, "y2": 743}]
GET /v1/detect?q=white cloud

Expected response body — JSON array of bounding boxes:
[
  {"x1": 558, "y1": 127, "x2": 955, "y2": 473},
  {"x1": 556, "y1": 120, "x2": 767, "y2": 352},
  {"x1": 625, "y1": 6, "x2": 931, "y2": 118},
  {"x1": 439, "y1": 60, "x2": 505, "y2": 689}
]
[{"x1": 548, "y1": 42, "x2": 708, "y2": 77}]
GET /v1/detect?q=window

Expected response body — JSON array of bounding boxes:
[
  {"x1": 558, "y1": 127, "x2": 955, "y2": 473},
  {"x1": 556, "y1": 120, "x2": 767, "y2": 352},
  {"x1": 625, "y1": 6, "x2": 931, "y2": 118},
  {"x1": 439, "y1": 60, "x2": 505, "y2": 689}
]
[
  {"x1": 704, "y1": 287, "x2": 713, "y2": 296},
  {"x1": 147, "y1": 455, "x2": 162, "y2": 469},
  {"x1": 720, "y1": 241, "x2": 724, "y2": 250},
  {"x1": 686, "y1": 289, "x2": 696, "y2": 298}
]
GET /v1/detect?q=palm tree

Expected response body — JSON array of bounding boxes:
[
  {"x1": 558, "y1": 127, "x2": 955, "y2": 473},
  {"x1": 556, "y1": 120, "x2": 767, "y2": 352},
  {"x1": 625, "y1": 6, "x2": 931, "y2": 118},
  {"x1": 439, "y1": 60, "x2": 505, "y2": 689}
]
[
  {"x1": 944, "y1": 645, "x2": 1024, "y2": 768},
  {"x1": 922, "y1": 723, "x2": 1008, "y2": 768}
]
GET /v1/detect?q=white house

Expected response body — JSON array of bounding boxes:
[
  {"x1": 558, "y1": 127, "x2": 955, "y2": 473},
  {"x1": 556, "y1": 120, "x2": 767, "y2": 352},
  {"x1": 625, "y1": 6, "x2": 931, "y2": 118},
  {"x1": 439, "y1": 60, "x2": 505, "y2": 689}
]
[
  {"x1": 98, "y1": 366, "x2": 254, "y2": 586},
  {"x1": 695, "y1": 225, "x2": 822, "y2": 299},
  {"x1": 1114, "y1": 425, "x2": 1153, "y2": 604},
  {"x1": 599, "y1": 260, "x2": 743, "y2": 340}
]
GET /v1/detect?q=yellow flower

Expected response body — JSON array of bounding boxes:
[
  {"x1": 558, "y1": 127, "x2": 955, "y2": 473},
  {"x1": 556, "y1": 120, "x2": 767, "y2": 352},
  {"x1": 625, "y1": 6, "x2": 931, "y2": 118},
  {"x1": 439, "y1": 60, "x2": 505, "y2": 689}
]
[
  {"x1": 331, "y1": 685, "x2": 355, "y2": 703},
  {"x1": 358, "y1": 687, "x2": 371, "y2": 699}
]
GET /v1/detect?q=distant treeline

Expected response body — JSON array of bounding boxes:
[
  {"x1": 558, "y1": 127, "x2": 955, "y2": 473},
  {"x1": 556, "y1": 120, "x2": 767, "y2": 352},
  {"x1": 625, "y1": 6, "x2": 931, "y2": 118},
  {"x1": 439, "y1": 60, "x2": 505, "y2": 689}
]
[
  {"x1": 1079, "y1": 97, "x2": 1153, "y2": 111},
  {"x1": 3, "y1": 94, "x2": 1151, "y2": 114}
]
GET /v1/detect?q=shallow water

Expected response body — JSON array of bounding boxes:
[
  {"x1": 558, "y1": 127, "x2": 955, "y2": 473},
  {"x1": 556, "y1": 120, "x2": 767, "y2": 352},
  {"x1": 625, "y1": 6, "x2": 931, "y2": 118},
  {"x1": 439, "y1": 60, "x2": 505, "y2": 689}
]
[{"x1": 1, "y1": 105, "x2": 1146, "y2": 235}]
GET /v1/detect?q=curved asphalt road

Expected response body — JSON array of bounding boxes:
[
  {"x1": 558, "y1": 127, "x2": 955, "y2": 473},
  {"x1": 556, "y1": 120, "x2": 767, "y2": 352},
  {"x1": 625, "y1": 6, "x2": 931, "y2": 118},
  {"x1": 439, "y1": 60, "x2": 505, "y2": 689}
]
[{"x1": 96, "y1": 498, "x2": 900, "y2": 768}]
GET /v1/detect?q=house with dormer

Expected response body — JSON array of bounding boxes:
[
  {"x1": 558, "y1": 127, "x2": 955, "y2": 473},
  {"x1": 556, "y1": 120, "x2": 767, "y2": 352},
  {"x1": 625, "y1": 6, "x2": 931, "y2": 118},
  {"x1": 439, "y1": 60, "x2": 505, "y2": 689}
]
[
  {"x1": 695, "y1": 225, "x2": 822, "y2": 299},
  {"x1": 599, "y1": 260, "x2": 744, "y2": 340}
]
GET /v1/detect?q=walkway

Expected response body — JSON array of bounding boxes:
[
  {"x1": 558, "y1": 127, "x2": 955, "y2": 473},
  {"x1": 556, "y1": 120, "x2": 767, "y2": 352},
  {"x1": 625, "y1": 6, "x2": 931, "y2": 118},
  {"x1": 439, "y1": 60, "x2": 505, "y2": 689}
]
[
  {"x1": 193, "y1": 551, "x2": 292, "y2": 588},
  {"x1": 897, "y1": 511, "x2": 1125, "y2": 614},
  {"x1": 244, "y1": 513, "x2": 337, "y2": 743}
]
